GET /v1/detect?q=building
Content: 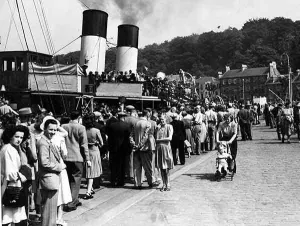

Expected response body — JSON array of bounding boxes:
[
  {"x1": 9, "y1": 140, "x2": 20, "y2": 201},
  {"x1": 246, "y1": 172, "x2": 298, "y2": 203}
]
[
  {"x1": 219, "y1": 63, "x2": 281, "y2": 102},
  {"x1": 195, "y1": 77, "x2": 220, "y2": 99}
]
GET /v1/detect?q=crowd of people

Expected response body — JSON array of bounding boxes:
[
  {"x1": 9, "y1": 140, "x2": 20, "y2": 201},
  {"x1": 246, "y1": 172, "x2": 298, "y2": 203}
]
[
  {"x1": 1, "y1": 95, "x2": 299, "y2": 226},
  {"x1": 86, "y1": 70, "x2": 195, "y2": 101},
  {"x1": 263, "y1": 101, "x2": 299, "y2": 143}
]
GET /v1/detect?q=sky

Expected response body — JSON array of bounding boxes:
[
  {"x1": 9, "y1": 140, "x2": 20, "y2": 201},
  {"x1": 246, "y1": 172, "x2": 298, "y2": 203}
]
[{"x1": 1, "y1": 0, "x2": 300, "y2": 55}]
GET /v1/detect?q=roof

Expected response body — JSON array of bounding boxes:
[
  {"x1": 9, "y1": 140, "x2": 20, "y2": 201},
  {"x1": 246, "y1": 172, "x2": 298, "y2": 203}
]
[
  {"x1": 265, "y1": 74, "x2": 288, "y2": 84},
  {"x1": 221, "y1": 67, "x2": 272, "y2": 79},
  {"x1": 0, "y1": 50, "x2": 52, "y2": 58},
  {"x1": 195, "y1": 76, "x2": 219, "y2": 83}
]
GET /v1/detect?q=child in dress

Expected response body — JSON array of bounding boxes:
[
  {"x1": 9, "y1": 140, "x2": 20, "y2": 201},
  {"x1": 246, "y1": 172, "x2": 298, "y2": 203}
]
[{"x1": 216, "y1": 141, "x2": 232, "y2": 178}]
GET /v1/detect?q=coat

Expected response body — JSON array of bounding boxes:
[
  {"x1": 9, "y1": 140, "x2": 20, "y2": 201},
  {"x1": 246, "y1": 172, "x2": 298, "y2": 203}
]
[
  {"x1": 170, "y1": 120, "x2": 186, "y2": 141},
  {"x1": 62, "y1": 121, "x2": 90, "y2": 162},
  {"x1": 37, "y1": 135, "x2": 63, "y2": 190},
  {"x1": 134, "y1": 117, "x2": 151, "y2": 151},
  {"x1": 106, "y1": 120, "x2": 131, "y2": 154}
]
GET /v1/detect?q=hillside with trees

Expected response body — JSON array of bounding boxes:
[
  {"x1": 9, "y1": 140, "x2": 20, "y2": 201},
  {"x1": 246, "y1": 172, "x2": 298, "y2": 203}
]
[{"x1": 57, "y1": 17, "x2": 300, "y2": 78}]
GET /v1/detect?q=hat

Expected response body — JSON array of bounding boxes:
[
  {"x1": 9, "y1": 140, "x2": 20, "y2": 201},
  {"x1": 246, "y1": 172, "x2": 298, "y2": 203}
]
[
  {"x1": 125, "y1": 105, "x2": 135, "y2": 111},
  {"x1": 297, "y1": 102, "x2": 300, "y2": 107},
  {"x1": 117, "y1": 112, "x2": 127, "y2": 117},
  {"x1": 18, "y1": 107, "x2": 32, "y2": 116},
  {"x1": 93, "y1": 111, "x2": 102, "y2": 117},
  {"x1": 228, "y1": 103, "x2": 233, "y2": 107},
  {"x1": 40, "y1": 116, "x2": 60, "y2": 131},
  {"x1": 246, "y1": 101, "x2": 251, "y2": 106}
]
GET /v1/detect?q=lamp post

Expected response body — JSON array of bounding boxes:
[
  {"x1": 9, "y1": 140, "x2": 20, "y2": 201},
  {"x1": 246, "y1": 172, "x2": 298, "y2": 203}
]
[
  {"x1": 242, "y1": 78, "x2": 245, "y2": 103},
  {"x1": 281, "y1": 52, "x2": 292, "y2": 104}
]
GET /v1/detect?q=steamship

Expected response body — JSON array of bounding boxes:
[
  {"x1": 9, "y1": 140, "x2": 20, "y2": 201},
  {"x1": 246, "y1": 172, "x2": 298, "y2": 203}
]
[{"x1": 0, "y1": 10, "x2": 160, "y2": 115}]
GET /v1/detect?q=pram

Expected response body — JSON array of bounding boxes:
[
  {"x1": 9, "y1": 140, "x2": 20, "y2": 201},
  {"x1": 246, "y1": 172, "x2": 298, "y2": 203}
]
[{"x1": 214, "y1": 142, "x2": 235, "y2": 181}]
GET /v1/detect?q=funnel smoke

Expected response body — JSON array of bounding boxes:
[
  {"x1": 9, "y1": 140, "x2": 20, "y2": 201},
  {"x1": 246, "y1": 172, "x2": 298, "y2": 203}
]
[{"x1": 77, "y1": 0, "x2": 155, "y2": 25}]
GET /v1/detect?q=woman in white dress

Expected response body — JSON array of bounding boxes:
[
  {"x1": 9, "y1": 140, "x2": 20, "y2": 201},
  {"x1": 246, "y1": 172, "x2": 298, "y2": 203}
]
[{"x1": 1, "y1": 125, "x2": 30, "y2": 226}]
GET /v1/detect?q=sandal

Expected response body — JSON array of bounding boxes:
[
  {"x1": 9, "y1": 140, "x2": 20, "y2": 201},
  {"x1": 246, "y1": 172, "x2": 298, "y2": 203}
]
[
  {"x1": 164, "y1": 187, "x2": 171, "y2": 191},
  {"x1": 91, "y1": 189, "x2": 95, "y2": 195},
  {"x1": 160, "y1": 186, "x2": 165, "y2": 192},
  {"x1": 83, "y1": 192, "x2": 93, "y2": 200}
]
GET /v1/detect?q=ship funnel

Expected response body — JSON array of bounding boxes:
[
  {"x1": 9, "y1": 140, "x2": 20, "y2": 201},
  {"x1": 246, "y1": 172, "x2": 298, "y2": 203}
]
[
  {"x1": 116, "y1": 24, "x2": 139, "y2": 74},
  {"x1": 79, "y1": 10, "x2": 108, "y2": 74}
]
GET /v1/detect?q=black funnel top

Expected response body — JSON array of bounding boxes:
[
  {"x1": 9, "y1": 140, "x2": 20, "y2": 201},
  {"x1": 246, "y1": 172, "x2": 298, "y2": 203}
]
[
  {"x1": 117, "y1": 24, "x2": 139, "y2": 48},
  {"x1": 82, "y1": 10, "x2": 108, "y2": 38}
]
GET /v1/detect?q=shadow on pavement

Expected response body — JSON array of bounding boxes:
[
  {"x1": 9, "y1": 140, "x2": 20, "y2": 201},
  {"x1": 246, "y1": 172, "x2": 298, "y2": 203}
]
[{"x1": 183, "y1": 173, "x2": 216, "y2": 182}]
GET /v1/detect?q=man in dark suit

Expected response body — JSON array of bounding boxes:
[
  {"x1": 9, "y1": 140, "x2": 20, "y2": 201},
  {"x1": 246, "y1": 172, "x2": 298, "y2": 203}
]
[
  {"x1": 37, "y1": 118, "x2": 63, "y2": 226},
  {"x1": 106, "y1": 112, "x2": 132, "y2": 186},
  {"x1": 170, "y1": 113, "x2": 186, "y2": 165},
  {"x1": 106, "y1": 109, "x2": 119, "y2": 128},
  {"x1": 237, "y1": 104, "x2": 252, "y2": 140},
  {"x1": 62, "y1": 111, "x2": 90, "y2": 212}
]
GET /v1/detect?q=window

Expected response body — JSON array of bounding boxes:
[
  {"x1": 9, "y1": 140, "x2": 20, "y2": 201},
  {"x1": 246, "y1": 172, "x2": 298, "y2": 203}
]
[
  {"x1": 2, "y1": 58, "x2": 15, "y2": 71},
  {"x1": 16, "y1": 57, "x2": 24, "y2": 71},
  {"x1": 31, "y1": 56, "x2": 38, "y2": 63},
  {"x1": 233, "y1": 79, "x2": 237, "y2": 84},
  {"x1": 223, "y1": 80, "x2": 226, "y2": 85},
  {"x1": 228, "y1": 79, "x2": 232, "y2": 84}
]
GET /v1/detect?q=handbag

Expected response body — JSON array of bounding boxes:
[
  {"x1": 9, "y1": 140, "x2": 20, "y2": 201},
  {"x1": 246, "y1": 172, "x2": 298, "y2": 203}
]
[
  {"x1": 184, "y1": 140, "x2": 191, "y2": 148},
  {"x1": 2, "y1": 185, "x2": 26, "y2": 208}
]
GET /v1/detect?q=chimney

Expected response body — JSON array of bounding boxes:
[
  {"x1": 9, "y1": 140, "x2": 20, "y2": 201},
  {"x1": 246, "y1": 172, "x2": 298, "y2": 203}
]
[
  {"x1": 79, "y1": 10, "x2": 108, "y2": 74},
  {"x1": 116, "y1": 24, "x2": 139, "y2": 73},
  {"x1": 218, "y1": 71, "x2": 223, "y2": 79},
  {"x1": 225, "y1": 66, "x2": 230, "y2": 72},
  {"x1": 242, "y1": 64, "x2": 247, "y2": 71}
]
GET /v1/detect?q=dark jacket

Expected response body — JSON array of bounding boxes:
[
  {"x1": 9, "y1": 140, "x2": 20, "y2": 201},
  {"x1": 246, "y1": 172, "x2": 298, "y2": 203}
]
[
  {"x1": 170, "y1": 120, "x2": 186, "y2": 141},
  {"x1": 106, "y1": 121, "x2": 131, "y2": 154}
]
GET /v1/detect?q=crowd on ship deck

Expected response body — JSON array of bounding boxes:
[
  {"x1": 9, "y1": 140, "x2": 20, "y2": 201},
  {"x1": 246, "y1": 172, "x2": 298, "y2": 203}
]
[
  {"x1": 85, "y1": 70, "x2": 194, "y2": 98},
  {"x1": 1, "y1": 96, "x2": 299, "y2": 226}
]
